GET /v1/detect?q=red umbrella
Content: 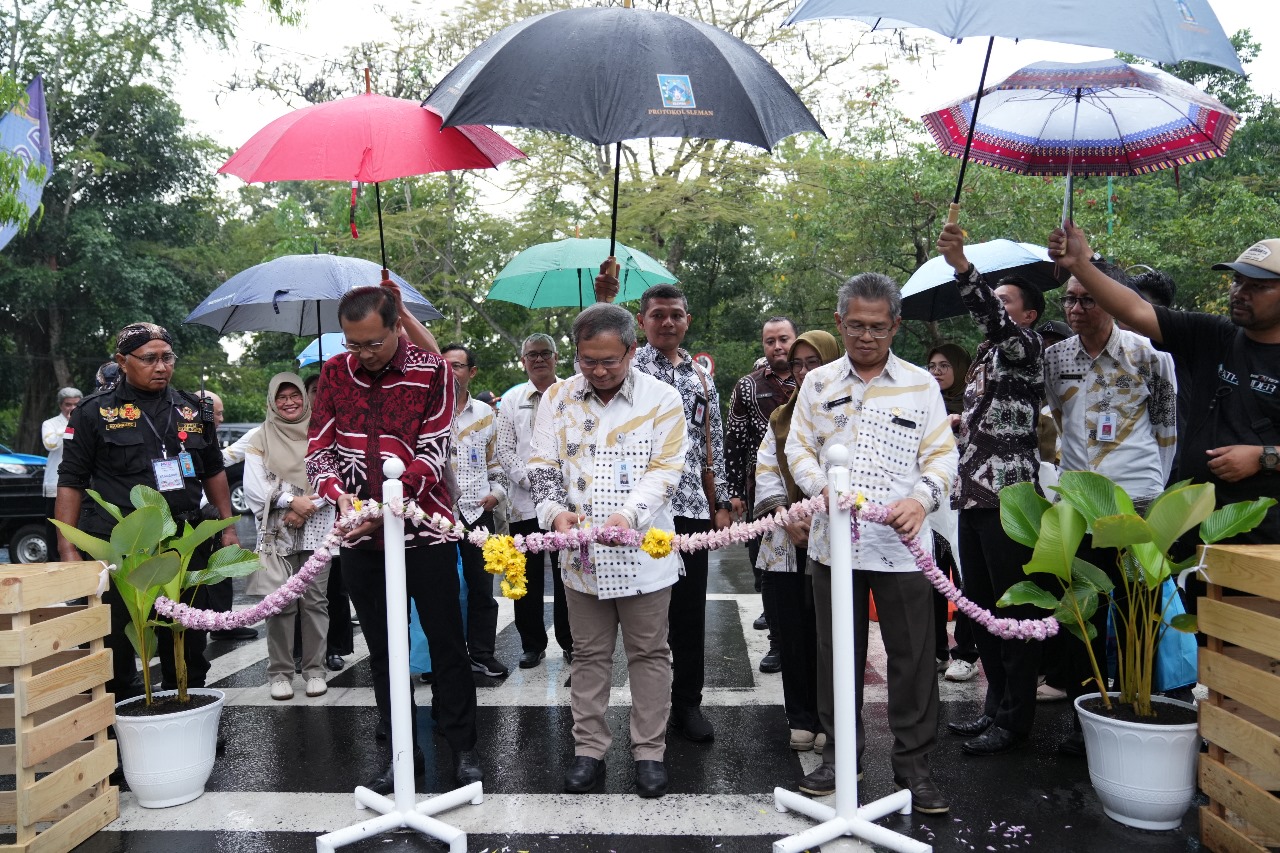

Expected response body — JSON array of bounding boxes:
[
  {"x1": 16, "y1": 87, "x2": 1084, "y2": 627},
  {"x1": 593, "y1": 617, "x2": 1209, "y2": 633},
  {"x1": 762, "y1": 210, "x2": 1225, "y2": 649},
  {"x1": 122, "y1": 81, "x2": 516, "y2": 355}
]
[{"x1": 219, "y1": 73, "x2": 525, "y2": 272}]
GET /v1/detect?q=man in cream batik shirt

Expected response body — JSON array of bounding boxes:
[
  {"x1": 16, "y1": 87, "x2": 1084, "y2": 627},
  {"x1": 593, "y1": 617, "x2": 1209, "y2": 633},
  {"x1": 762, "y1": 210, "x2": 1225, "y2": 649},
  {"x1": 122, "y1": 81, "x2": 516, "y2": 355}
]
[
  {"x1": 785, "y1": 273, "x2": 958, "y2": 813},
  {"x1": 528, "y1": 303, "x2": 688, "y2": 800}
]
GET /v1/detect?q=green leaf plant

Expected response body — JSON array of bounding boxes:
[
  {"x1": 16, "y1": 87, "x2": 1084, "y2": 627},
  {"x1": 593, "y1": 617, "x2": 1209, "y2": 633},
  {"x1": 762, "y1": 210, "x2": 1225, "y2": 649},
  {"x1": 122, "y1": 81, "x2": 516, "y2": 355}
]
[
  {"x1": 52, "y1": 486, "x2": 260, "y2": 707},
  {"x1": 997, "y1": 471, "x2": 1275, "y2": 718}
]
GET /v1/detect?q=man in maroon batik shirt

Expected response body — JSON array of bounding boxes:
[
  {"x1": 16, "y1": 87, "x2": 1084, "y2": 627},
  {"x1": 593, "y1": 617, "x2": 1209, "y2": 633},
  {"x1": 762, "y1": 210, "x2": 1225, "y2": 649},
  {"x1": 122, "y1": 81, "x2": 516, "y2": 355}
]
[{"x1": 306, "y1": 286, "x2": 481, "y2": 794}]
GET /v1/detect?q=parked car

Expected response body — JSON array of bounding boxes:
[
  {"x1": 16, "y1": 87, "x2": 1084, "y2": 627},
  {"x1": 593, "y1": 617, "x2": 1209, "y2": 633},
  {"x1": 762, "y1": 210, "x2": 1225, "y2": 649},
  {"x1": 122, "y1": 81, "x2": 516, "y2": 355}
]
[
  {"x1": 218, "y1": 423, "x2": 259, "y2": 515},
  {"x1": 0, "y1": 443, "x2": 51, "y2": 563}
]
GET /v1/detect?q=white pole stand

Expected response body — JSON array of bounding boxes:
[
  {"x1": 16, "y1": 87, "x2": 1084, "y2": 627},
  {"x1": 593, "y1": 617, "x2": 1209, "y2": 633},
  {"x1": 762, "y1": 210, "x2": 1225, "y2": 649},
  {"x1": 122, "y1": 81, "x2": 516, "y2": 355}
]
[
  {"x1": 772, "y1": 445, "x2": 931, "y2": 853},
  {"x1": 317, "y1": 458, "x2": 483, "y2": 853}
]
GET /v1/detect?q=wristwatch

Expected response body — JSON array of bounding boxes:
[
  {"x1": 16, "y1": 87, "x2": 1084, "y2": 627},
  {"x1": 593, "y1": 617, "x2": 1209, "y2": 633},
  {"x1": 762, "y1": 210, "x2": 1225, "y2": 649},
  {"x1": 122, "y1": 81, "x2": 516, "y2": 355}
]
[
  {"x1": 716, "y1": 501, "x2": 733, "y2": 512},
  {"x1": 1261, "y1": 446, "x2": 1279, "y2": 472}
]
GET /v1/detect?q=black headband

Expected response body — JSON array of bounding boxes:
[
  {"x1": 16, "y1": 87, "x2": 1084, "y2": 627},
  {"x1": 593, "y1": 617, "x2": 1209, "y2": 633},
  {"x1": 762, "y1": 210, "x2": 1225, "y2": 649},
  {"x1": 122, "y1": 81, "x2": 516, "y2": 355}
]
[{"x1": 116, "y1": 322, "x2": 173, "y2": 355}]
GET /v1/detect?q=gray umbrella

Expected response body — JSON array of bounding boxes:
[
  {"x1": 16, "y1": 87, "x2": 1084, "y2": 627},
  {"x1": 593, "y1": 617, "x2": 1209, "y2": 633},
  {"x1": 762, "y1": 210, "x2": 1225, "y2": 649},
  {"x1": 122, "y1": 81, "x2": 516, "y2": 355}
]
[
  {"x1": 184, "y1": 254, "x2": 442, "y2": 336},
  {"x1": 424, "y1": 7, "x2": 823, "y2": 257}
]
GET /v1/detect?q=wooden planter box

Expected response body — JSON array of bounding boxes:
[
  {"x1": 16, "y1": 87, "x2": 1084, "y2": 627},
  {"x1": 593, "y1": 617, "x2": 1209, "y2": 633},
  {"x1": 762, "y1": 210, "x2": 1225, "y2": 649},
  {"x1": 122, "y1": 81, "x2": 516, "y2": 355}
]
[
  {"x1": 0, "y1": 562, "x2": 117, "y2": 853},
  {"x1": 1197, "y1": 544, "x2": 1280, "y2": 853}
]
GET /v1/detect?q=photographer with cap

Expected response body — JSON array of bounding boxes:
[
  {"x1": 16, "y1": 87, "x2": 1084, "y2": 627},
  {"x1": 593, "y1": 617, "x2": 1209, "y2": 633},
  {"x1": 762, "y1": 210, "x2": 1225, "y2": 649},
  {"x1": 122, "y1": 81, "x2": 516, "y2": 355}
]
[
  {"x1": 1050, "y1": 225, "x2": 1280, "y2": 547},
  {"x1": 55, "y1": 322, "x2": 238, "y2": 699}
]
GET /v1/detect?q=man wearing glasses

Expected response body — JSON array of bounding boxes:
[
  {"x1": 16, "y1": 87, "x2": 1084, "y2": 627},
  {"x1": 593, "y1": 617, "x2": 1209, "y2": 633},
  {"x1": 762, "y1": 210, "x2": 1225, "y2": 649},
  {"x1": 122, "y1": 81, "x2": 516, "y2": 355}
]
[
  {"x1": 528, "y1": 303, "x2": 688, "y2": 798},
  {"x1": 307, "y1": 287, "x2": 482, "y2": 793},
  {"x1": 56, "y1": 322, "x2": 238, "y2": 699},
  {"x1": 496, "y1": 333, "x2": 571, "y2": 670}
]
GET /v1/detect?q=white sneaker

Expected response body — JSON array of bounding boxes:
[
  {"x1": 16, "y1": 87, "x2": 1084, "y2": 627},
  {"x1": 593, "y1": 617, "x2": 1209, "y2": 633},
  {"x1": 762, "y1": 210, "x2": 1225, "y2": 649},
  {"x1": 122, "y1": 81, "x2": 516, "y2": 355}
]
[
  {"x1": 814, "y1": 733, "x2": 827, "y2": 755},
  {"x1": 270, "y1": 679, "x2": 294, "y2": 700},
  {"x1": 305, "y1": 676, "x2": 328, "y2": 697},
  {"x1": 789, "y1": 729, "x2": 816, "y2": 751},
  {"x1": 944, "y1": 659, "x2": 979, "y2": 682}
]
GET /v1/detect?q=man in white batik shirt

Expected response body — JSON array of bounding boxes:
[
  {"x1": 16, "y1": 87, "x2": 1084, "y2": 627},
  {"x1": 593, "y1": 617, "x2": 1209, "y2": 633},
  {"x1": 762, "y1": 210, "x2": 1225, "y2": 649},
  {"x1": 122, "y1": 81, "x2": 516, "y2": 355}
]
[
  {"x1": 443, "y1": 344, "x2": 510, "y2": 680},
  {"x1": 785, "y1": 273, "x2": 958, "y2": 814},
  {"x1": 528, "y1": 303, "x2": 688, "y2": 800}
]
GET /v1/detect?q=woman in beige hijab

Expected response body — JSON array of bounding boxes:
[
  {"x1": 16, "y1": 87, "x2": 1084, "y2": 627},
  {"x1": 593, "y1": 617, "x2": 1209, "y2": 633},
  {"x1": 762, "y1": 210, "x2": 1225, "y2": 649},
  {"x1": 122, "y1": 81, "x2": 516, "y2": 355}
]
[{"x1": 244, "y1": 373, "x2": 334, "y2": 700}]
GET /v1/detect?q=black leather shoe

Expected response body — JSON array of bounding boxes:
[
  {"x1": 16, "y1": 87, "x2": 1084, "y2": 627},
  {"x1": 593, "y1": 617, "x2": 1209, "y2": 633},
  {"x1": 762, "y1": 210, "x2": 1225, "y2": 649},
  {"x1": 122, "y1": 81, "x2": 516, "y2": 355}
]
[
  {"x1": 962, "y1": 725, "x2": 1029, "y2": 756},
  {"x1": 454, "y1": 748, "x2": 484, "y2": 785},
  {"x1": 563, "y1": 755, "x2": 605, "y2": 793},
  {"x1": 895, "y1": 775, "x2": 950, "y2": 814},
  {"x1": 326, "y1": 654, "x2": 345, "y2": 671},
  {"x1": 1058, "y1": 730, "x2": 1087, "y2": 757},
  {"x1": 634, "y1": 760, "x2": 668, "y2": 798},
  {"x1": 670, "y1": 705, "x2": 714, "y2": 742},
  {"x1": 753, "y1": 612, "x2": 769, "y2": 630},
  {"x1": 211, "y1": 627, "x2": 258, "y2": 641},
  {"x1": 364, "y1": 747, "x2": 425, "y2": 795},
  {"x1": 946, "y1": 713, "x2": 994, "y2": 738},
  {"x1": 759, "y1": 646, "x2": 782, "y2": 673},
  {"x1": 519, "y1": 650, "x2": 546, "y2": 669},
  {"x1": 798, "y1": 762, "x2": 835, "y2": 796}
]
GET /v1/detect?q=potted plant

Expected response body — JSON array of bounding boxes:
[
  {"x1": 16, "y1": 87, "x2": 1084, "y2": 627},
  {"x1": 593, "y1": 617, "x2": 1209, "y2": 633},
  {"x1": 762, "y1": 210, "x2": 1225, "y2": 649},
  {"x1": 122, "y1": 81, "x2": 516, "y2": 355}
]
[
  {"x1": 997, "y1": 471, "x2": 1275, "y2": 830},
  {"x1": 53, "y1": 485, "x2": 260, "y2": 807}
]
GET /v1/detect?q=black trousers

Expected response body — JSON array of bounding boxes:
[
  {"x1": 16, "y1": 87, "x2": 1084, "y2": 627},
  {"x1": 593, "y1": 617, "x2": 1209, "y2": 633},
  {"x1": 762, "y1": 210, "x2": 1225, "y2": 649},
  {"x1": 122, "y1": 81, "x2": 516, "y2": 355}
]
[
  {"x1": 326, "y1": 555, "x2": 354, "y2": 656},
  {"x1": 509, "y1": 518, "x2": 570, "y2": 654},
  {"x1": 670, "y1": 516, "x2": 711, "y2": 709},
  {"x1": 958, "y1": 507, "x2": 1042, "y2": 736},
  {"x1": 341, "y1": 543, "x2": 477, "y2": 752},
  {"x1": 457, "y1": 511, "x2": 500, "y2": 660},
  {"x1": 931, "y1": 534, "x2": 978, "y2": 664},
  {"x1": 760, "y1": 551, "x2": 818, "y2": 733}
]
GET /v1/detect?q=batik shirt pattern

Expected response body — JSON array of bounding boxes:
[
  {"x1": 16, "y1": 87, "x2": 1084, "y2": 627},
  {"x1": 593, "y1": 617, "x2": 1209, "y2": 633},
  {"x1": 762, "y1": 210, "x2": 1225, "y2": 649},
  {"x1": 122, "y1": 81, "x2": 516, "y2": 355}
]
[
  {"x1": 495, "y1": 381, "x2": 546, "y2": 523},
  {"x1": 785, "y1": 354, "x2": 958, "y2": 570},
  {"x1": 753, "y1": 420, "x2": 801, "y2": 574},
  {"x1": 528, "y1": 368, "x2": 688, "y2": 600},
  {"x1": 725, "y1": 365, "x2": 795, "y2": 504},
  {"x1": 633, "y1": 344, "x2": 728, "y2": 519},
  {"x1": 451, "y1": 396, "x2": 507, "y2": 526},
  {"x1": 1044, "y1": 327, "x2": 1177, "y2": 499}
]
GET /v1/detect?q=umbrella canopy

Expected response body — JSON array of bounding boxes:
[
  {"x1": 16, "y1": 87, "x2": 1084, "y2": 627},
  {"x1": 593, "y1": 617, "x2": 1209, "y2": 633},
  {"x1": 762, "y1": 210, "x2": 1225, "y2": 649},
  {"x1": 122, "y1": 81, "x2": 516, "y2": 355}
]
[
  {"x1": 424, "y1": 7, "x2": 823, "y2": 256},
  {"x1": 900, "y1": 239, "x2": 1067, "y2": 321},
  {"x1": 487, "y1": 239, "x2": 677, "y2": 309},
  {"x1": 782, "y1": 0, "x2": 1244, "y2": 75},
  {"x1": 922, "y1": 59, "x2": 1238, "y2": 177},
  {"x1": 185, "y1": 254, "x2": 443, "y2": 336},
  {"x1": 296, "y1": 333, "x2": 346, "y2": 367}
]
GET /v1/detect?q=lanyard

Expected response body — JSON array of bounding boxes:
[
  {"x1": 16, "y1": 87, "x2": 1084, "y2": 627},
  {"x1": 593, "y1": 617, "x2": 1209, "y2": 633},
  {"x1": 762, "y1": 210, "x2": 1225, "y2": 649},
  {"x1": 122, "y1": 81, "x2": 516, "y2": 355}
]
[{"x1": 138, "y1": 395, "x2": 176, "y2": 459}]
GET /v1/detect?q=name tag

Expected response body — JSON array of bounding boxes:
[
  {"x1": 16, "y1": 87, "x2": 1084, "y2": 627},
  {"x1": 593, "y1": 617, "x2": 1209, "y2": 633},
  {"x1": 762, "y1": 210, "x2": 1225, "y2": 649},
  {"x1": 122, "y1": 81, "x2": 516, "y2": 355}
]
[
  {"x1": 468, "y1": 446, "x2": 481, "y2": 465},
  {"x1": 615, "y1": 459, "x2": 632, "y2": 488},
  {"x1": 152, "y1": 457, "x2": 184, "y2": 492},
  {"x1": 891, "y1": 416, "x2": 918, "y2": 429},
  {"x1": 1060, "y1": 373, "x2": 1084, "y2": 381},
  {"x1": 692, "y1": 394, "x2": 708, "y2": 427},
  {"x1": 824, "y1": 395, "x2": 853, "y2": 410},
  {"x1": 1098, "y1": 412, "x2": 1117, "y2": 442},
  {"x1": 177, "y1": 451, "x2": 196, "y2": 477}
]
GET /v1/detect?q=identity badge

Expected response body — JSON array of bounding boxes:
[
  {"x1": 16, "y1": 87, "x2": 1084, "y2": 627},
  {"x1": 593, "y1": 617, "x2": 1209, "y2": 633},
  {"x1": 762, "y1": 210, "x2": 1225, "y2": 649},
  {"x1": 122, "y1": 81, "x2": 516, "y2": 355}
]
[
  {"x1": 692, "y1": 394, "x2": 708, "y2": 427},
  {"x1": 152, "y1": 457, "x2": 185, "y2": 492},
  {"x1": 177, "y1": 451, "x2": 196, "y2": 478},
  {"x1": 468, "y1": 446, "x2": 481, "y2": 466},
  {"x1": 615, "y1": 459, "x2": 632, "y2": 488},
  {"x1": 1097, "y1": 412, "x2": 1117, "y2": 442}
]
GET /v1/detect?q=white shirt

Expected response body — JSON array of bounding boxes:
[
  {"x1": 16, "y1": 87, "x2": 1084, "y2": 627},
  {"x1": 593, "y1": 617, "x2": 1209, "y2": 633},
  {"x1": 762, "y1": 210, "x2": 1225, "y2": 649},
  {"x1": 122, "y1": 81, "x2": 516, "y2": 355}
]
[
  {"x1": 785, "y1": 354, "x2": 958, "y2": 570},
  {"x1": 223, "y1": 427, "x2": 259, "y2": 468},
  {"x1": 529, "y1": 368, "x2": 688, "y2": 600},
  {"x1": 41, "y1": 413, "x2": 68, "y2": 497},
  {"x1": 752, "y1": 420, "x2": 801, "y2": 574},
  {"x1": 495, "y1": 381, "x2": 551, "y2": 522},
  {"x1": 1044, "y1": 327, "x2": 1178, "y2": 500},
  {"x1": 451, "y1": 396, "x2": 507, "y2": 526}
]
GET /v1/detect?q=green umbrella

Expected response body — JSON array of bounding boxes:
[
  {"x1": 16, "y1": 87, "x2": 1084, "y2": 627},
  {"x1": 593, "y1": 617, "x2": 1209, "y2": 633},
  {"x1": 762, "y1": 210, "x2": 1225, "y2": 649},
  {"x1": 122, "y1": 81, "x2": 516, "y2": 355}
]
[{"x1": 486, "y1": 238, "x2": 677, "y2": 308}]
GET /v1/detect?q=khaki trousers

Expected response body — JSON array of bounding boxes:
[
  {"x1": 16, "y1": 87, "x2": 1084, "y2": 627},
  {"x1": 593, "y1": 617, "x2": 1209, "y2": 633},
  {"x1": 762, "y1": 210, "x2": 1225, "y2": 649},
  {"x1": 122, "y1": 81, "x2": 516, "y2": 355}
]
[
  {"x1": 565, "y1": 585, "x2": 672, "y2": 761},
  {"x1": 266, "y1": 552, "x2": 331, "y2": 681}
]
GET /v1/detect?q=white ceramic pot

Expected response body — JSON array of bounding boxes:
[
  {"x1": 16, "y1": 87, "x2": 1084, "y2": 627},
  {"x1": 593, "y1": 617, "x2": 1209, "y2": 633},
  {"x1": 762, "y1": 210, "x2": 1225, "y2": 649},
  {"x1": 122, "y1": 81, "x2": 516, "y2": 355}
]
[
  {"x1": 115, "y1": 688, "x2": 225, "y2": 808},
  {"x1": 1074, "y1": 692, "x2": 1199, "y2": 831}
]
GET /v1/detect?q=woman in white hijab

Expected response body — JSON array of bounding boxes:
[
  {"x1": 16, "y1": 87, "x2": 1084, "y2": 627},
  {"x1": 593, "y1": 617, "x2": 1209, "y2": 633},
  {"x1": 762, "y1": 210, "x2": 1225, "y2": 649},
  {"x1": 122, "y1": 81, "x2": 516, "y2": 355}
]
[{"x1": 245, "y1": 372, "x2": 334, "y2": 700}]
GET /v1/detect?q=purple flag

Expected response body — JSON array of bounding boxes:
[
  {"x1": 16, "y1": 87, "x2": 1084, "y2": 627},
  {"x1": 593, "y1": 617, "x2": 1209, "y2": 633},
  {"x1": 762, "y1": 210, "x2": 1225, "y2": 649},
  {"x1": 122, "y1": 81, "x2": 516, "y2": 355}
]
[{"x1": 0, "y1": 75, "x2": 53, "y2": 252}]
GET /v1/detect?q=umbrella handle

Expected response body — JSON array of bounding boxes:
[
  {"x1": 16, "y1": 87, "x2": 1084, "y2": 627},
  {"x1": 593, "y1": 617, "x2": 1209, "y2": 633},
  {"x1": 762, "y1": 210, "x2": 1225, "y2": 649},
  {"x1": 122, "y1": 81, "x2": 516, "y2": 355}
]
[
  {"x1": 607, "y1": 257, "x2": 620, "y2": 278},
  {"x1": 947, "y1": 202, "x2": 960, "y2": 225}
]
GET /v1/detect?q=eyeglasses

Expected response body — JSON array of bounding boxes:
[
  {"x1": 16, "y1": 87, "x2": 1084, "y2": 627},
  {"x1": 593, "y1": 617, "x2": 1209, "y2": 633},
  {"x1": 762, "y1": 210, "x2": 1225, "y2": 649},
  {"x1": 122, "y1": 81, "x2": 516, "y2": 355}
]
[
  {"x1": 927, "y1": 361, "x2": 952, "y2": 373},
  {"x1": 523, "y1": 350, "x2": 556, "y2": 362},
  {"x1": 578, "y1": 354, "x2": 627, "y2": 370},
  {"x1": 276, "y1": 392, "x2": 304, "y2": 404},
  {"x1": 343, "y1": 338, "x2": 387, "y2": 353},
  {"x1": 127, "y1": 352, "x2": 178, "y2": 366},
  {"x1": 789, "y1": 357, "x2": 823, "y2": 372},
  {"x1": 841, "y1": 323, "x2": 893, "y2": 340},
  {"x1": 1062, "y1": 296, "x2": 1097, "y2": 310}
]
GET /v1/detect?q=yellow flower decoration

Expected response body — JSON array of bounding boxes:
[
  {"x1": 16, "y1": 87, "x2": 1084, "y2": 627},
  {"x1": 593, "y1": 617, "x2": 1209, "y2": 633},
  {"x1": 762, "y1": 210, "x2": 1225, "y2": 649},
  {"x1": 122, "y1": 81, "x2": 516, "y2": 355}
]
[
  {"x1": 481, "y1": 534, "x2": 528, "y2": 600},
  {"x1": 640, "y1": 528, "x2": 675, "y2": 559},
  {"x1": 353, "y1": 498, "x2": 363, "y2": 512},
  {"x1": 854, "y1": 492, "x2": 866, "y2": 509}
]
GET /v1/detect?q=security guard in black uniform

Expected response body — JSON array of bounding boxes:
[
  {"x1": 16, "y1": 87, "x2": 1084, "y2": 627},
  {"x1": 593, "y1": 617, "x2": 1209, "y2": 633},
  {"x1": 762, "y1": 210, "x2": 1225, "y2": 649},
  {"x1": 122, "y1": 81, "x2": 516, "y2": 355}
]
[{"x1": 54, "y1": 322, "x2": 240, "y2": 699}]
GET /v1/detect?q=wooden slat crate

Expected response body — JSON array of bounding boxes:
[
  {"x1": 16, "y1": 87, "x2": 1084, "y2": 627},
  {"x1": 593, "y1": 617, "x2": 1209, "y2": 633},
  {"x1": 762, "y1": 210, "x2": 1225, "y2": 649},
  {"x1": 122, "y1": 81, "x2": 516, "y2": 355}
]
[
  {"x1": 1199, "y1": 544, "x2": 1280, "y2": 853},
  {"x1": 0, "y1": 562, "x2": 117, "y2": 853}
]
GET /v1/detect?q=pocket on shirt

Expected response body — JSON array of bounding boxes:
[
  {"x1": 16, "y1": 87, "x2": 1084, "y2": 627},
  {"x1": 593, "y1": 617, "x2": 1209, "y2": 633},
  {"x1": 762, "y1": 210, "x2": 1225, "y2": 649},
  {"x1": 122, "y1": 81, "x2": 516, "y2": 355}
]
[
  {"x1": 865, "y1": 406, "x2": 926, "y2": 477},
  {"x1": 103, "y1": 428, "x2": 150, "y2": 475}
]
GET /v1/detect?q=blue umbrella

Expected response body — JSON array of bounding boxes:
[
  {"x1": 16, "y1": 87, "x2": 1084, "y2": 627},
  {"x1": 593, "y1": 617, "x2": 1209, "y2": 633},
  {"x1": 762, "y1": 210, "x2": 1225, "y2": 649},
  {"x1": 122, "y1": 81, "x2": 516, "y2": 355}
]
[
  {"x1": 185, "y1": 254, "x2": 442, "y2": 336},
  {"x1": 899, "y1": 239, "x2": 1067, "y2": 321},
  {"x1": 296, "y1": 333, "x2": 347, "y2": 367}
]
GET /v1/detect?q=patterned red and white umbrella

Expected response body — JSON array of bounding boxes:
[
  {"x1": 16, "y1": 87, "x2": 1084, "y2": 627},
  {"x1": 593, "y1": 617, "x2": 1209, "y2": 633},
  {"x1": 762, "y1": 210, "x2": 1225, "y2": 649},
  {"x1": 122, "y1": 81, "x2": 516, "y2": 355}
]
[{"x1": 922, "y1": 58, "x2": 1237, "y2": 178}]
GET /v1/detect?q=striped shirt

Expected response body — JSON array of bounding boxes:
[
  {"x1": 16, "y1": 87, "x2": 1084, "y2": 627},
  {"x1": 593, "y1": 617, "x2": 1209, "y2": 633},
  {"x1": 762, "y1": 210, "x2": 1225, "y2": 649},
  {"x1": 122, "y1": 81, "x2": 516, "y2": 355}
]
[{"x1": 785, "y1": 354, "x2": 958, "y2": 569}]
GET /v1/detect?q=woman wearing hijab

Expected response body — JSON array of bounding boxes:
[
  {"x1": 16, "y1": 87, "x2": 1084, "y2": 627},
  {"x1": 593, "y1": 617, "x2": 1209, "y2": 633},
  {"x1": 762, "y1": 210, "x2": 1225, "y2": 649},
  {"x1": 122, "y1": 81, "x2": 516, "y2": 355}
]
[
  {"x1": 924, "y1": 344, "x2": 980, "y2": 683},
  {"x1": 753, "y1": 330, "x2": 841, "y2": 754},
  {"x1": 245, "y1": 372, "x2": 334, "y2": 700}
]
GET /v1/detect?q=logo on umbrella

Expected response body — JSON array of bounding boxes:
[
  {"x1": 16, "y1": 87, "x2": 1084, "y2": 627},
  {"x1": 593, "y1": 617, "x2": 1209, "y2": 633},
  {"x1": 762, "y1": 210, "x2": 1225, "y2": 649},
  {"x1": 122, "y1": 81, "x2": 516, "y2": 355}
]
[{"x1": 657, "y1": 75, "x2": 695, "y2": 109}]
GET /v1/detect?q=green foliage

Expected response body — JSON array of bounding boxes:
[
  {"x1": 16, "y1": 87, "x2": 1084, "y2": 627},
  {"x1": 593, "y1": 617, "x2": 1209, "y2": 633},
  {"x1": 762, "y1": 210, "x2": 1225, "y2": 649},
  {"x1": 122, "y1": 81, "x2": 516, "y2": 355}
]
[
  {"x1": 51, "y1": 486, "x2": 258, "y2": 706},
  {"x1": 998, "y1": 475, "x2": 1275, "y2": 718}
]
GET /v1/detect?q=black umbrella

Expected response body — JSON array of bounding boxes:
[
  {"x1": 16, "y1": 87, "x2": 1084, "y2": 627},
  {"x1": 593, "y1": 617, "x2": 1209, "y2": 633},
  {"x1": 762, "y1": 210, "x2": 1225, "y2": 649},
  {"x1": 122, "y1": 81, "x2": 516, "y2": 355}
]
[{"x1": 424, "y1": 7, "x2": 823, "y2": 261}]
